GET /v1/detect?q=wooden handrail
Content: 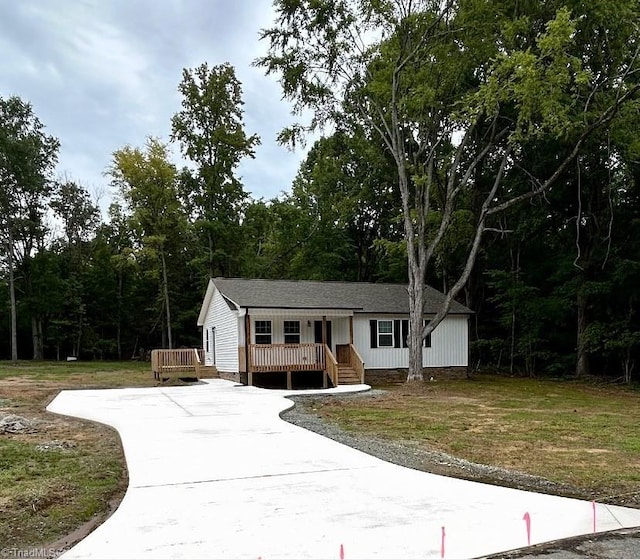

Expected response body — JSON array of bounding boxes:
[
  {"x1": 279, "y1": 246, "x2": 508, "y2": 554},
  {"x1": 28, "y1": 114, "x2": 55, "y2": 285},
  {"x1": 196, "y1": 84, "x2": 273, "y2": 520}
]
[
  {"x1": 348, "y1": 344, "x2": 365, "y2": 384},
  {"x1": 193, "y1": 347, "x2": 201, "y2": 377},
  {"x1": 151, "y1": 348, "x2": 202, "y2": 380},
  {"x1": 324, "y1": 344, "x2": 339, "y2": 387}
]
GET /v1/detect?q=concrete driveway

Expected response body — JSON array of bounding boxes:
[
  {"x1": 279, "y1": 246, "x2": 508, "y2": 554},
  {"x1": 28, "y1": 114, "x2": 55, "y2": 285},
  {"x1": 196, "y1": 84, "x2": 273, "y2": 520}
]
[{"x1": 47, "y1": 379, "x2": 640, "y2": 559}]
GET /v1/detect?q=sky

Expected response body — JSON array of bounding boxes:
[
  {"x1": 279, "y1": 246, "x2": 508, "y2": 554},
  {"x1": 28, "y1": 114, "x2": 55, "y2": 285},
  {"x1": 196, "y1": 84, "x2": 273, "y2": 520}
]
[{"x1": 0, "y1": 0, "x2": 309, "y2": 214}]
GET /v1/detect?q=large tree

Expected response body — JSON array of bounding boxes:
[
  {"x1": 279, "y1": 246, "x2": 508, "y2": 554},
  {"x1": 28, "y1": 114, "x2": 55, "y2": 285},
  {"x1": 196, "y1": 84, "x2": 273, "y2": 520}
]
[
  {"x1": 257, "y1": 0, "x2": 640, "y2": 381},
  {"x1": 49, "y1": 180, "x2": 101, "y2": 357},
  {"x1": 0, "y1": 96, "x2": 59, "y2": 360},
  {"x1": 109, "y1": 138, "x2": 186, "y2": 349},
  {"x1": 171, "y1": 62, "x2": 260, "y2": 277}
]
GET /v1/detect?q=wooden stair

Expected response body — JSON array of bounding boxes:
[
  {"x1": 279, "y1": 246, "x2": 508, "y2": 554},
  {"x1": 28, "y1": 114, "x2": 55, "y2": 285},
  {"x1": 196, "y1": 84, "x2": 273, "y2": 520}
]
[
  {"x1": 337, "y1": 365, "x2": 361, "y2": 385},
  {"x1": 197, "y1": 365, "x2": 219, "y2": 378}
]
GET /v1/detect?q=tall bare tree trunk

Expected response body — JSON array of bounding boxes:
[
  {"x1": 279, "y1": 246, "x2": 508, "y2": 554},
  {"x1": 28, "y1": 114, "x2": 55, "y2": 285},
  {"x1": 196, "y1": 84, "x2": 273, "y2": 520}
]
[
  {"x1": 7, "y1": 233, "x2": 18, "y2": 362},
  {"x1": 407, "y1": 278, "x2": 425, "y2": 381},
  {"x1": 161, "y1": 249, "x2": 173, "y2": 349},
  {"x1": 576, "y1": 289, "x2": 590, "y2": 377},
  {"x1": 117, "y1": 269, "x2": 123, "y2": 360},
  {"x1": 31, "y1": 317, "x2": 44, "y2": 360}
]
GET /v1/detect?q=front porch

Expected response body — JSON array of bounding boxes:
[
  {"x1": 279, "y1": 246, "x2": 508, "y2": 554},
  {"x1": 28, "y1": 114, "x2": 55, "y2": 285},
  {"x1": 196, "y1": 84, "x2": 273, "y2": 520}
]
[{"x1": 244, "y1": 342, "x2": 364, "y2": 389}]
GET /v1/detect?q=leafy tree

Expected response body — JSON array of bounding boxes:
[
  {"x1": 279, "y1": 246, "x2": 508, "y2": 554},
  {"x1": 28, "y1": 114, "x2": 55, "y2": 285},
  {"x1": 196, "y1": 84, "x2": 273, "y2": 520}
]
[
  {"x1": 290, "y1": 131, "x2": 401, "y2": 281},
  {"x1": 108, "y1": 138, "x2": 186, "y2": 349},
  {"x1": 171, "y1": 62, "x2": 260, "y2": 277},
  {"x1": 50, "y1": 180, "x2": 101, "y2": 356},
  {"x1": 257, "y1": 0, "x2": 640, "y2": 381},
  {"x1": 0, "y1": 95, "x2": 59, "y2": 360}
]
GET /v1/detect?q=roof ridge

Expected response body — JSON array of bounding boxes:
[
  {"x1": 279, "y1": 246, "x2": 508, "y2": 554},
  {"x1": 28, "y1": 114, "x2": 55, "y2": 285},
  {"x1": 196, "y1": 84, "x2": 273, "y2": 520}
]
[{"x1": 213, "y1": 276, "x2": 411, "y2": 287}]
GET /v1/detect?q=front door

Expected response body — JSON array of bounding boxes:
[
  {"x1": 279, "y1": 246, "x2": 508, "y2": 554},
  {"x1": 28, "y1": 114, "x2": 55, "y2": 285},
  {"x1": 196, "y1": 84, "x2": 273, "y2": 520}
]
[
  {"x1": 336, "y1": 344, "x2": 350, "y2": 364},
  {"x1": 314, "y1": 320, "x2": 332, "y2": 351}
]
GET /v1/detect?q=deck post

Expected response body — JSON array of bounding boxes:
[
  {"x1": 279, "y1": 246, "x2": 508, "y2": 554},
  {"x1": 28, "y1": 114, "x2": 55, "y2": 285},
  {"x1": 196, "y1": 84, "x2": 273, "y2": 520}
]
[
  {"x1": 323, "y1": 371, "x2": 328, "y2": 389},
  {"x1": 287, "y1": 370, "x2": 292, "y2": 390},
  {"x1": 322, "y1": 316, "x2": 327, "y2": 346},
  {"x1": 246, "y1": 312, "x2": 252, "y2": 386}
]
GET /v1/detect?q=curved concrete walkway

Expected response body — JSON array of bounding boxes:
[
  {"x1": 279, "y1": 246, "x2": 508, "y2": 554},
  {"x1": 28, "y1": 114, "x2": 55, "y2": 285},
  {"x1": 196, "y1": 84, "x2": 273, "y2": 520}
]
[{"x1": 47, "y1": 380, "x2": 640, "y2": 559}]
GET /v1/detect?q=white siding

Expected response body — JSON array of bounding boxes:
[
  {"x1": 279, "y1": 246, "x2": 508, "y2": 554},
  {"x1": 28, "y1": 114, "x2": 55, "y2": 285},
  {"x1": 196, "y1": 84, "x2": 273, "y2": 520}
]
[
  {"x1": 249, "y1": 315, "x2": 351, "y2": 353},
  {"x1": 202, "y1": 289, "x2": 239, "y2": 372},
  {"x1": 353, "y1": 314, "x2": 469, "y2": 369}
]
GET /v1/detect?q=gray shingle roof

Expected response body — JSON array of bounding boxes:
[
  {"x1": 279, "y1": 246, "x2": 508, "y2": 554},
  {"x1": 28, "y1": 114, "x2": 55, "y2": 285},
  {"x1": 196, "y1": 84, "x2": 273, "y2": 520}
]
[{"x1": 212, "y1": 277, "x2": 472, "y2": 314}]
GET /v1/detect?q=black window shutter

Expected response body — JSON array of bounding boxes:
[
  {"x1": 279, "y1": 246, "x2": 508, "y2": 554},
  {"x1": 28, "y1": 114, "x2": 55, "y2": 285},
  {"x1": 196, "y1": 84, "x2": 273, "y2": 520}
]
[
  {"x1": 393, "y1": 320, "x2": 401, "y2": 348},
  {"x1": 370, "y1": 320, "x2": 377, "y2": 348},
  {"x1": 402, "y1": 319, "x2": 409, "y2": 348}
]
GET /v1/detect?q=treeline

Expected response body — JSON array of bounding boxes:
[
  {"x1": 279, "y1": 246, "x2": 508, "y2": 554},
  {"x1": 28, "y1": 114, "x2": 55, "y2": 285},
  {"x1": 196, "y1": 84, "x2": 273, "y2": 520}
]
[{"x1": 2, "y1": 0, "x2": 640, "y2": 382}]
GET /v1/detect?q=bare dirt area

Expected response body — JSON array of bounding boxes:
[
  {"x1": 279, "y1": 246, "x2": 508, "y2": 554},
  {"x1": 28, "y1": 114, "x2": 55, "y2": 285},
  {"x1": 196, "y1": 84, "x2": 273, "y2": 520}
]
[
  {"x1": 0, "y1": 385, "x2": 127, "y2": 557},
  {"x1": 0, "y1": 369, "x2": 139, "y2": 557}
]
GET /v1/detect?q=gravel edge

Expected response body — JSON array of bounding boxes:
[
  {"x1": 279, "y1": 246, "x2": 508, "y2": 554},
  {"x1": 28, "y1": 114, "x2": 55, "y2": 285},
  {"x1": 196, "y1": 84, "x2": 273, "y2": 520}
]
[{"x1": 281, "y1": 392, "x2": 591, "y2": 501}]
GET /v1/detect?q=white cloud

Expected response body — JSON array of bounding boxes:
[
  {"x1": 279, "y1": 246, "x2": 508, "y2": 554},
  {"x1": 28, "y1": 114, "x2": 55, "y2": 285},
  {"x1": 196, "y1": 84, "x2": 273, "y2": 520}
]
[{"x1": 0, "y1": 0, "x2": 311, "y2": 210}]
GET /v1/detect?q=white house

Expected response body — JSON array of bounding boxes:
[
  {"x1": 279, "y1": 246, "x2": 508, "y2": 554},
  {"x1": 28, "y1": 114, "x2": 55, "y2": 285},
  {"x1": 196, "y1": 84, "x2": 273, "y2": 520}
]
[{"x1": 197, "y1": 277, "x2": 472, "y2": 388}]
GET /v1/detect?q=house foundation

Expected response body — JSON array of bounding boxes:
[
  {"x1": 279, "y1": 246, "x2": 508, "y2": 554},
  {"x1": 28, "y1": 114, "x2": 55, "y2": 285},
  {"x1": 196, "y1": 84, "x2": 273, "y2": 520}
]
[{"x1": 364, "y1": 366, "x2": 469, "y2": 385}]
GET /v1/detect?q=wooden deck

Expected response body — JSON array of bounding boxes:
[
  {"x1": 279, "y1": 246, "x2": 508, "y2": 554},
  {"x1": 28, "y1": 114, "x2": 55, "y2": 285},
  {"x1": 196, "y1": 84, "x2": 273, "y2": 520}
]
[
  {"x1": 151, "y1": 348, "x2": 209, "y2": 381},
  {"x1": 151, "y1": 344, "x2": 363, "y2": 387},
  {"x1": 247, "y1": 343, "x2": 363, "y2": 388}
]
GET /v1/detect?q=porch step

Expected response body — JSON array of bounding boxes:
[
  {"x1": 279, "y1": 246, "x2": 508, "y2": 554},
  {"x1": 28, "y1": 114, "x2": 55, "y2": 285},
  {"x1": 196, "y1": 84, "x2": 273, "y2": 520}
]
[
  {"x1": 197, "y1": 365, "x2": 219, "y2": 378},
  {"x1": 337, "y1": 366, "x2": 361, "y2": 385}
]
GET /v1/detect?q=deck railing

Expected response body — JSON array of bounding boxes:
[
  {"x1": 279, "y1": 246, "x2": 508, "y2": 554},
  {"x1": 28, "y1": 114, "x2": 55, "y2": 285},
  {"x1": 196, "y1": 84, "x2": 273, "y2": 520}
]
[
  {"x1": 347, "y1": 343, "x2": 365, "y2": 383},
  {"x1": 151, "y1": 348, "x2": 203, "y2": 379},
  {"x1": 246, "y1": 343, "x2": 359, "y2": 386},
  {"x1": 324, "y1": 344, "x2": 339, "y2": 387},
  {"x1": 249, "y1": 343, "x2": 325, "y2": 373}
]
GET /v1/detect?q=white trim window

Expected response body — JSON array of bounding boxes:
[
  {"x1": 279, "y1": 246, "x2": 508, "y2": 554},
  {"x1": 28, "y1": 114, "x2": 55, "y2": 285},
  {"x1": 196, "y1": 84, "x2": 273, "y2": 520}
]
[
  {"x1": 377, "y1": 320, "x2": 393, "y2": 347},
  {"x1": 255, "y1": 320, "x2": 272, "y2": 344},
  {"x1": 283, "y1": 320, "x2": 300, "y2": 344}
]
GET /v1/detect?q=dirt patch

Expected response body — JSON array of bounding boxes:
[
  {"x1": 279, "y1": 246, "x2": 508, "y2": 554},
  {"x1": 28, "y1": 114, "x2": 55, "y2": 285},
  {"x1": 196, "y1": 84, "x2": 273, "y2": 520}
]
[{"x1": 0, "y1": 414, "x2": 40, "y2": 434}]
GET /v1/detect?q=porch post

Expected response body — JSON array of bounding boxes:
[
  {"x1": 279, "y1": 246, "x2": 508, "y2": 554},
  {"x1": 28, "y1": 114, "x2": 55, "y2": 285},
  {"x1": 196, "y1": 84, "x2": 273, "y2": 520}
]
[
  {"x1": 322, "y1": 316, "x2": 327, "y2": 346},
  {"x1": 287, "y1": 370, "x2": 292, "y2": 390},
  {"x1": 322, "y1": 315, "x2": 328, "y2": 388},
  {"x1": 349, "y1": 316, "x2": 354, "y2": 344},
  {"x1": 246, "y1": 311, "x2": 253, "y2": 386}
]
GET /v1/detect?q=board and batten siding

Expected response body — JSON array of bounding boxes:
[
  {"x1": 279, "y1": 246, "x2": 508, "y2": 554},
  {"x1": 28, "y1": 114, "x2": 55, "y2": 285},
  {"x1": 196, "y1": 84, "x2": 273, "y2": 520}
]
[
  {"x1": 202, "y1": 288, "x2": 239, "y2": 372},
  {"x1": 247, "y1": 315, "x2": 351, "y2": 351},
  {"x1": 353, "y1": 314, "x2": 469, "y2": 369}
]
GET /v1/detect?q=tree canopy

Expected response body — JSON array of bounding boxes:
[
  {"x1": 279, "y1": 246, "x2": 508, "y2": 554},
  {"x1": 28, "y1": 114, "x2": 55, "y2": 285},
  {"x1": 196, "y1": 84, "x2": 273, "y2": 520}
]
[{"x1": 1, "y1": 15, "x2": 639, "y2": 384}]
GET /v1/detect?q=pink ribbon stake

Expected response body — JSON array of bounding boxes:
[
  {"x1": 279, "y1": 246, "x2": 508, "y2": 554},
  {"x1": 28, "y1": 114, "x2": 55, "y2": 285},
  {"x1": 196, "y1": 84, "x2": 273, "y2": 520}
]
[
  {"x1": 592, "y1": 501, "x2": 597, "y2": 533},
  {"x1": 441, "y1": 526, "x2": 446, "y2": 559},
  {"x1": 523, "y1": 512, "x2": 531, "y2": 545},
  {"x1": 339, "y1": 544, "x2": 344, "y2": 560}
]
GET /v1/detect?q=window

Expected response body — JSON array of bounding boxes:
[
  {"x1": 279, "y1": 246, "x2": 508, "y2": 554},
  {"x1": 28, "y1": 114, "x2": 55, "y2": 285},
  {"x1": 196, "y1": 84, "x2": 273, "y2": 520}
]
[
  {"x1": 255, "y1": 320, "x2": 272, "y2": 344},
  {"x1": 377, "y1": 320, "x2": 393, "y2": 347},
  {"x1": 284, "y1": 320, "x2": 300, "y2": 344},
  {"x1": 205, "y1": 328, "x2": 209, "y2": 352},
  {"x1": 370, "y1": 319, "x2": 430, "y2": 349}
]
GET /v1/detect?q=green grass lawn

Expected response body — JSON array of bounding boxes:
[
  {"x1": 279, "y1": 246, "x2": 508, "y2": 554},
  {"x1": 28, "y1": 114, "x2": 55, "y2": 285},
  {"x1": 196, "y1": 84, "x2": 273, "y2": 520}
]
[
  {"x1": 306, "y1": 375, "x2": 640, "y2": 501},
  {"x1": 0, "y1": 360, "x2": 161, "y2": 552},
  {"x1": 0, "y1": 359, "x2": 152, "y2": 384}
]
